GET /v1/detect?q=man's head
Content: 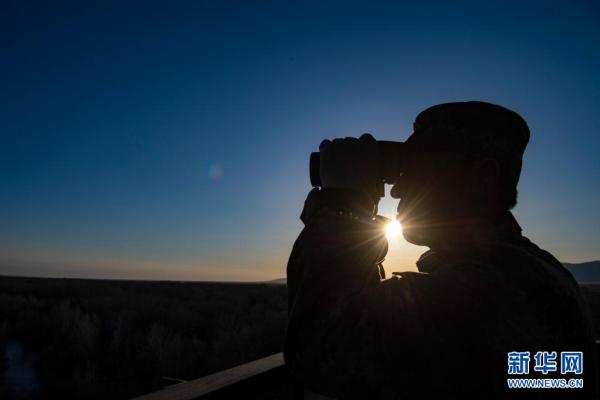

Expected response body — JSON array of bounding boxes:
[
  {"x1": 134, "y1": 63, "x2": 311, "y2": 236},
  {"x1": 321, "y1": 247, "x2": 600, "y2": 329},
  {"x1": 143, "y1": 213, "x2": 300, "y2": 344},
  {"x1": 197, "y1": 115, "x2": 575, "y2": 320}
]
[{"x1": 393, "y1": 101, "x2": 530, "y2": 246}]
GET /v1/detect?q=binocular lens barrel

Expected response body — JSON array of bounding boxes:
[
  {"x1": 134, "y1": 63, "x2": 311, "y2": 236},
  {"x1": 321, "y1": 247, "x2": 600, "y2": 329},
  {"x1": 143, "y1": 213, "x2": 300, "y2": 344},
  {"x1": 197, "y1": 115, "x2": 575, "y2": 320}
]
[{"x1": 309, "y1": 141, "x2": 405, "y2": 187}]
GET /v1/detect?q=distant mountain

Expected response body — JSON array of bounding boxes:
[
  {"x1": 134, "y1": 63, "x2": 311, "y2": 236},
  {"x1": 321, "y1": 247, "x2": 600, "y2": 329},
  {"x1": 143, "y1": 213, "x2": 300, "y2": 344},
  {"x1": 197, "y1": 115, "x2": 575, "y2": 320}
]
[
  {"x1": 563, "y1": 261, "x2": 600, "y2": 284},
  {"x1": 270, "y1": 261, "x2": 600, "y2": 285},
  {"x1": 266, "y1": 278, "x2": 287, "y2": 285}
]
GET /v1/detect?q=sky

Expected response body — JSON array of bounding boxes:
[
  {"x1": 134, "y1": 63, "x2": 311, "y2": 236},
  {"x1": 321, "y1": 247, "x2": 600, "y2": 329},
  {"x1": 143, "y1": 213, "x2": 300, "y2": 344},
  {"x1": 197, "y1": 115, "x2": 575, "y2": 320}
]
[{"x1": 1, "y1": 0, "x2": 599, "y2": 281}]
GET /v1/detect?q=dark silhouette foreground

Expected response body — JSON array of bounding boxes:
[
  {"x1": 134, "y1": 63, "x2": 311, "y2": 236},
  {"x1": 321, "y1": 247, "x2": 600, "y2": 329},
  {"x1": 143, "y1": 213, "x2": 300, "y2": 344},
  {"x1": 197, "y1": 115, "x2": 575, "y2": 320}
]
[{"x1": 285, "y1": 102, "x2": 599, "y2": 399}]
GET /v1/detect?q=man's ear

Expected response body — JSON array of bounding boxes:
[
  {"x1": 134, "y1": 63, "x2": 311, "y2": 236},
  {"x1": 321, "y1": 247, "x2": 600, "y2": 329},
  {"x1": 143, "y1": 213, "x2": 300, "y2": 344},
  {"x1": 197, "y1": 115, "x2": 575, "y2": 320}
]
[
  {"x1": 473, "y1": 157, "x2": 501, "y2": 195},
  {"x1": 478, "y1": 157, "x2": 500, "y2": 182},
  {"x1": 463, "y1": 157, "x2": 501, "y2": 213}
]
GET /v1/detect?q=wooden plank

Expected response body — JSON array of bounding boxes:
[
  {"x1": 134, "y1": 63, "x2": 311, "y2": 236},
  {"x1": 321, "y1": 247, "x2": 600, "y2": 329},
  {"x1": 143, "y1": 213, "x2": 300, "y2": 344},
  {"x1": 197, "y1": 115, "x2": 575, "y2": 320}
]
[{"x1": 131, "y1": 352, "x2": 285, "y2": 400}]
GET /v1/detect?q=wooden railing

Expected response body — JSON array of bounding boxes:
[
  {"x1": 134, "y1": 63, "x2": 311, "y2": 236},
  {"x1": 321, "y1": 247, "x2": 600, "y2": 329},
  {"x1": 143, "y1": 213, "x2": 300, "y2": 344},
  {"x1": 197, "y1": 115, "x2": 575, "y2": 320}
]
[
  {"x1": 133, "y1": 342, "x2": 600, "y2": 399},
  {"x1": 131, "y1": 352, "x2": 295, "y2": 400}
]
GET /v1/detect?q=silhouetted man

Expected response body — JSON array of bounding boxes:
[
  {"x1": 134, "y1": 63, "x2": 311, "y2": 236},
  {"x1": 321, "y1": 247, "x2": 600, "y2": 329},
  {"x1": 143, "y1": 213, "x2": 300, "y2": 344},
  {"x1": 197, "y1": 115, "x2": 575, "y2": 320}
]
[{"x1": 284, "y1": 102, "x2": 598, "y2": 399}]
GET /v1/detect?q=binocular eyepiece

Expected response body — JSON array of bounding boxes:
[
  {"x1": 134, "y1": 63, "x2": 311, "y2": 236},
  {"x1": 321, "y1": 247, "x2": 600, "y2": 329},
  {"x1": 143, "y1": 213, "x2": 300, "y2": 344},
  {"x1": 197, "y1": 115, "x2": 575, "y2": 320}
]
[{"x1": 309, "y1": 140, "x2": 406, "y2": 189}]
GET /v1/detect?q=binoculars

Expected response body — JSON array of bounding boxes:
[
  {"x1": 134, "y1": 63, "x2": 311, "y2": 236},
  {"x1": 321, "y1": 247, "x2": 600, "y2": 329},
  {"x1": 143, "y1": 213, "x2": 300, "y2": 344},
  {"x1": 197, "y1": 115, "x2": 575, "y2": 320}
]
[{"x1": 309, "y1": 140, "x2": 406, "y2": 197}]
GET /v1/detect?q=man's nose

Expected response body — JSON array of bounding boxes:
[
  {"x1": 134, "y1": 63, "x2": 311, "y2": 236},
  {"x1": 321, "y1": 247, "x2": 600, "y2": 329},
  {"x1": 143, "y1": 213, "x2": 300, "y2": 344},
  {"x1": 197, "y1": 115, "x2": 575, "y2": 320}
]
[
  {"x1": 390, "y1": 176, "x2": 406, "y2": 199},
  {"x1": 390, "y1": 185, "x2": 401, "y2": 199}
]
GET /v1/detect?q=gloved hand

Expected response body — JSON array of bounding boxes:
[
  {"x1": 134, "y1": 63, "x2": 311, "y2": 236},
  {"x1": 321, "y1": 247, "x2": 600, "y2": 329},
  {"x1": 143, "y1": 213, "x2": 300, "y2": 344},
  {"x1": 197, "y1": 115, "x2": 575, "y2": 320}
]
[{"x1": 318, "y1": 133, "x2": 381, "y2": 203}]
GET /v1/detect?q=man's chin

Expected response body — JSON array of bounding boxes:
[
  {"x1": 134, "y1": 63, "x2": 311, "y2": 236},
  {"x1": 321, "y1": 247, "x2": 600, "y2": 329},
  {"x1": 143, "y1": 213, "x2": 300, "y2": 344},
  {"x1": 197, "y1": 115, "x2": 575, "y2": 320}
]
[{"x1": 401, "y1": 226, "x2": 428, "y2": 246}]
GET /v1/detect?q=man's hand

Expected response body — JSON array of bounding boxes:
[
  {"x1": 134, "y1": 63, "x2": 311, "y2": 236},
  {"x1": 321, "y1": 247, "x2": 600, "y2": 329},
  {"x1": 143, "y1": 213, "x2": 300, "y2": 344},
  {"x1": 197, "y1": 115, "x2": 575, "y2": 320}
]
[{"x1": 319, "y1": 133, "x2": 381, "y2": 202}]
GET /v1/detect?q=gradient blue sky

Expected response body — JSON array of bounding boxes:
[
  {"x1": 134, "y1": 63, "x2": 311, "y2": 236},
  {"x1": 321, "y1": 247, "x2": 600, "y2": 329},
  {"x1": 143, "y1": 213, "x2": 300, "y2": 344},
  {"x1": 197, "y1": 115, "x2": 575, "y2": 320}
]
[{"x1": 1, "y1": 1, "x2": 599, "y2": 281}]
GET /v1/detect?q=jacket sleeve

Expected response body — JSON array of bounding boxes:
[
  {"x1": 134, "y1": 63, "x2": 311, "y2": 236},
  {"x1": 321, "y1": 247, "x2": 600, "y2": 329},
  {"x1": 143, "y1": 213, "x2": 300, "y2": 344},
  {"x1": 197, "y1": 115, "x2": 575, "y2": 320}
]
[{"x1": 283, "y1": 189, "x2": 442, "y2": 398}]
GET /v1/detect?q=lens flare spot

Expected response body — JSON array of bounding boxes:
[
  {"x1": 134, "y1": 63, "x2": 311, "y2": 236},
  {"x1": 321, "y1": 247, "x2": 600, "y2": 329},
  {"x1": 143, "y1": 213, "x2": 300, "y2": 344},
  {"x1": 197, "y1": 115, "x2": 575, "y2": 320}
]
[
  {"x1": 385, "y1": 220, "x2": 402, "y2": 239},
  {"x1": 208, "y1": 164, "x2": 224, "y2": 181}
]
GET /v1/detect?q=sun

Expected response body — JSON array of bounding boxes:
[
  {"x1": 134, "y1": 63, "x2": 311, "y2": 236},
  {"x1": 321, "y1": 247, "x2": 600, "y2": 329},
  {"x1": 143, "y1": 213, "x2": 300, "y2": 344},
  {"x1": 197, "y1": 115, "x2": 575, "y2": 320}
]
[{"x1": 385, "y1": 220, "x2": 402, "y2": 239}]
